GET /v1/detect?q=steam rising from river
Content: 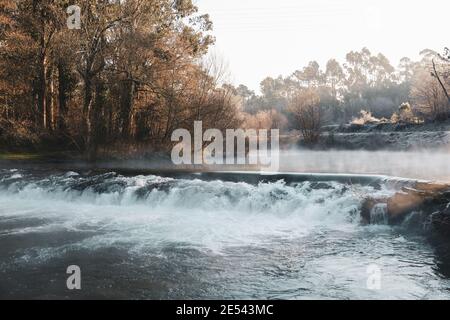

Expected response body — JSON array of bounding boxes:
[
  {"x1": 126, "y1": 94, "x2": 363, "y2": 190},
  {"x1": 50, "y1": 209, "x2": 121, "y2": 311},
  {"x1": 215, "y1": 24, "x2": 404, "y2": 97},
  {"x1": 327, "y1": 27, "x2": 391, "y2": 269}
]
[
  {"x1": 85, "y1": 148, "x2": 450, "y2": 183},
  {"x1": 278, "y1": 149, "x2": 450, "y2": 182}
]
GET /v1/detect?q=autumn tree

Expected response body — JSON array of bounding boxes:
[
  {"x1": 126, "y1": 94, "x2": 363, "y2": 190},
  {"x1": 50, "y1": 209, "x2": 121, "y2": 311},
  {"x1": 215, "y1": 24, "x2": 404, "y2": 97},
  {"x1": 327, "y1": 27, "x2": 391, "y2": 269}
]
[
  {"x1": 432, "y1": 47, "x2": 450, "y2": 107},
  {"x1": 411, "y1": 68, "x2": 448, "y2": 120},
  {"x1": 410, "y1": 49, "x2": 450, "y2": 120},
  {"x1": 325, "y1": 59, "x2": 345, "y2": 102},
  {"x1": 0, "y1": 0, "x2": 242, "y2": 158},
  {"x1": 288, "y1": 88, "x2": 322, "y2": 144}
]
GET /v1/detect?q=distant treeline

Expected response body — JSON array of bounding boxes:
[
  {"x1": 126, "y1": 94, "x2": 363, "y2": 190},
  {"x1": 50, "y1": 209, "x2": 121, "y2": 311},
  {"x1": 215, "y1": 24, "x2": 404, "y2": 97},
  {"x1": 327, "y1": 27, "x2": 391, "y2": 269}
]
[{"x1": 237, "y1": 47, "x2": 450, "y2": 131}]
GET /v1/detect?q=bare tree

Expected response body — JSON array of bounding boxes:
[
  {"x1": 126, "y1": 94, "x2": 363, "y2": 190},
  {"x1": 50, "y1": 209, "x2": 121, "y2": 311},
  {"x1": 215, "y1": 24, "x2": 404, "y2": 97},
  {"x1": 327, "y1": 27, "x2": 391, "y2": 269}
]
[
  {"x1": 431, "y1": 59, "x2": 450, "y2": 106},
  {"x1": 289, "y1": 88, "x2": 322, "y2": 144},
  {"x1": 411, "y1": 67, "x2": 448, "y2": 120},
  {"x1": 432, "y1": 47, "x2": 450, "y2": 109}
]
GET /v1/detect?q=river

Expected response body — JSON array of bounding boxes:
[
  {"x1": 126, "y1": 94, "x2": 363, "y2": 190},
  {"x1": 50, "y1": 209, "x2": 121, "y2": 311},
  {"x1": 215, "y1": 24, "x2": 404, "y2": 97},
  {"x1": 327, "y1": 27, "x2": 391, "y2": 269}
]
[{"x1": 0, "y1": 167, "x2": 449, "y2": 299}]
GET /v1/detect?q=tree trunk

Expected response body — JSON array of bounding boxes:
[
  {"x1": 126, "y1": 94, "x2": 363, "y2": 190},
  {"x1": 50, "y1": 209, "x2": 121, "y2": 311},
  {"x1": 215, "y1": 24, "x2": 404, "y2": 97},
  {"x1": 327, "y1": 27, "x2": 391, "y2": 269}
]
[
  {"x1": 48, "y1": 66, "x2": 55, "y2": 131},
  {"x1": 120, "y1": 79, "x2": 135, "y2": 139},
  {"x1": 37, "y1": 56, "x2": 47, "y2": 129},
  {"x1": 432, "y1": 59, "x2": 450, "y2": 107},
  {"x1": 83, "y1": 76, "x2": 94, "y2": 160},
  {"x1": 57, "y1": 63, "x2": 69, "y2": 132}
]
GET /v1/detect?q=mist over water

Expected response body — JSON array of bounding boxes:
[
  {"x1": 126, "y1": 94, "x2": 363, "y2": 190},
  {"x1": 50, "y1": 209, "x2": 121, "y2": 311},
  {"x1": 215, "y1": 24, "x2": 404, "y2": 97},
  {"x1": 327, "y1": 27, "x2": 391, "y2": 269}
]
[
  {"x1": 278, "y1": 149, "x2": 450, "y2": 182},
  {"x1": 0, "y1": 169, "x2": 449, "y2": 299}
]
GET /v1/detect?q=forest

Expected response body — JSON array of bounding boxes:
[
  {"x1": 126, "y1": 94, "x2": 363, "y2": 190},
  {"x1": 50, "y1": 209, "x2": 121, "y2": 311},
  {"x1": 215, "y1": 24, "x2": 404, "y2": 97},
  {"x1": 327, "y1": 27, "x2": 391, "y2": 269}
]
[
  {"x1": 0, "y1": 0, "x2": 449, "y2": 158},
  {"x1": 240, "y1": 48, "x2": 450, "y2": 139}
]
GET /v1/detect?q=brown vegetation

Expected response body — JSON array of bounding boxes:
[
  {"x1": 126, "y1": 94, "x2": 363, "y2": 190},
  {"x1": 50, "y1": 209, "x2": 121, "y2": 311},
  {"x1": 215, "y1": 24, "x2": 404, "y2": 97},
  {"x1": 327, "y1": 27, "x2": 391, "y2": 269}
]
[
  {"x1": 0, "y1": 1, "x2": 449, "y2": 154},
  {"x1": 0, "y1": 0, "x2": 241, "y2": 158},
  {"x1": 288, "y1": 89, "x2": 321, "y2": 144}
]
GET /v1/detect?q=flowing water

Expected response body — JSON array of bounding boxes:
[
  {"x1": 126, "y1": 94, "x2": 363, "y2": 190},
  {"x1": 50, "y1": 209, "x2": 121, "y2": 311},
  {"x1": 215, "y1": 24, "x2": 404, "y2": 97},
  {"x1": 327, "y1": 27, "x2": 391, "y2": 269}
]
[{"x1": 0, "y1": 168, "x2": 449, "y2": 299}]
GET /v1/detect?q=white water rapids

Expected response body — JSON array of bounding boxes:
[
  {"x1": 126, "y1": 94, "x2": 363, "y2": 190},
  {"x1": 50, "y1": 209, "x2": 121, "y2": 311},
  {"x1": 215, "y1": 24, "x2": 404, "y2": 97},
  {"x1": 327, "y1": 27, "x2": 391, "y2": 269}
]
[{"x1": 0, "y1": 169, "x2": 449, "y2": 299}]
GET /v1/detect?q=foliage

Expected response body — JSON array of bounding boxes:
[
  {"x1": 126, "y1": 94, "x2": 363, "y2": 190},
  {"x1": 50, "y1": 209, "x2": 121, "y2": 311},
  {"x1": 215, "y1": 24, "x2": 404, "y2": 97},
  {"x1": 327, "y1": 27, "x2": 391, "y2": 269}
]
[
  {"x1": 288, "y1": 88, "x2": 322, "y2": 144},
  {"x1": 0, "y1": 0, "x2": 240, "y2": 158},
  {"x1": 236, "y1": 47, "x2": 449, "y2": 128},
  {"x1": 351, "y1": 110, "x2": 381, "y2": 125}
]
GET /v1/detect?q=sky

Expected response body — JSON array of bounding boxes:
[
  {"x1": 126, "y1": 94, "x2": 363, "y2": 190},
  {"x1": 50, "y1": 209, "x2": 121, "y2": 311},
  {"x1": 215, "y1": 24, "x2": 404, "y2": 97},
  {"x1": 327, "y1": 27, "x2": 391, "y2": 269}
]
[{"x1": 196, "y1": 0, "x2": 448, "y2": 93}]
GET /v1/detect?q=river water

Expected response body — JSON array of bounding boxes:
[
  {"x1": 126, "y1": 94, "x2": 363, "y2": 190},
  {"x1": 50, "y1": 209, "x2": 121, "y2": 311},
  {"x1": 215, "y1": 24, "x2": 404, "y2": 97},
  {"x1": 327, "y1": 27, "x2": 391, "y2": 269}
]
[{"x1": 0, "y1": 168, "x2": 449, "y2": 299}]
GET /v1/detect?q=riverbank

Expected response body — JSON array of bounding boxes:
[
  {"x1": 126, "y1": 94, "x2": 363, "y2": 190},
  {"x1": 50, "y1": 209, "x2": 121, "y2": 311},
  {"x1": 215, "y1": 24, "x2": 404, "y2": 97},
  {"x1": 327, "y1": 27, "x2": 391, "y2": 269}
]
[{"x1": 300, "y1": 120, "x2": 450, "y2": 151}]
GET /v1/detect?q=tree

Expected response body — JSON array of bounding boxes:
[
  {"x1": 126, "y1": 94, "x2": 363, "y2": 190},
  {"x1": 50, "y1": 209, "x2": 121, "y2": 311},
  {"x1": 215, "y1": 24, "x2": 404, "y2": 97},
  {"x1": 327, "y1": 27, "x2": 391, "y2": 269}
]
[
  {"x1": 410, "y1": 49, "x2": 450, "y2": 120},
  {"x1": 325, "y1": 59, "x2": 345, "y2": 101},
  {"x1": 293, "y1": 61, "x2": 323, "y2": 88},
  {"x1": 398, "y1": 57, "x2": 415, "y2": 83},
  {"x1": 0, "y1": 0, "x2": 62, "y2": 127},
  {"x1": 288, "y1": 88, "x2": 322, "y2": 144},
  {"x1": 0, "y1": 0, "x2": 240, "y2": 158},
  {"x1": 411, "y1": 67, "x2": 448, "y2": 120},
  {"x1": 432, "y1": 47, "x2": 450, "y2": 107}
]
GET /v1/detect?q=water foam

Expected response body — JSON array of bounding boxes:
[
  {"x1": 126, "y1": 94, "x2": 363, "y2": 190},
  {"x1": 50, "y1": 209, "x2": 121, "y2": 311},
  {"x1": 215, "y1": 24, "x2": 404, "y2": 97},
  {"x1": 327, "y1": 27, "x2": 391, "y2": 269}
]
[{"x1": 0, "y1": 170, "x2": 394, "y2": 255}]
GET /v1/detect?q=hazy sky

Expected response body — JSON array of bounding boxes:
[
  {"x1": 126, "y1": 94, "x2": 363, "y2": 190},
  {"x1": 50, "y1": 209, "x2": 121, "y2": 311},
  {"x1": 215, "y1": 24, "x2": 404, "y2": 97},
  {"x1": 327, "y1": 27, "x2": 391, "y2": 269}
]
[{"x1": 196, "y1": 0, "x2": 448, "y2": 92}]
